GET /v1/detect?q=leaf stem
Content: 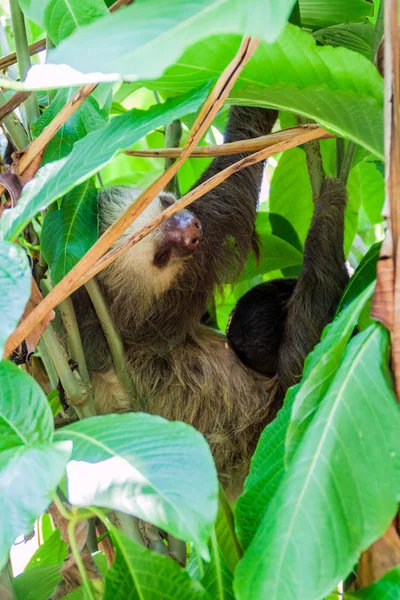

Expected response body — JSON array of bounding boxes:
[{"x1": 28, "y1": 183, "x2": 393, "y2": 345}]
[
  {"x1": 68, "y1": 519, "x2": 96, "y2": 600},
  {"x1": 51, "y1": 491, "x2": 73, "y2": 520},
  {"x1": 339, "y1": 143, "x2": 357, "y2": 185},
  {"x1": 9, "y1": 0, "x2": 40, "y2": 128}
]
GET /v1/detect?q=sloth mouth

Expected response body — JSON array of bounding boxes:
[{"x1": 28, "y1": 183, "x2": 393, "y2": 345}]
[
  {"x1": 153, "y1": 244, "x2": 196, "y2": 269},
  {"x1": 153, "y1": 247, "x2": 172, "y2": 269}
]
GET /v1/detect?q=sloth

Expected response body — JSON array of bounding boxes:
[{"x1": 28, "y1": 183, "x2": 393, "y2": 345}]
[{"x1": 73, "y1": 106, "x2": 348, "y2": 496}]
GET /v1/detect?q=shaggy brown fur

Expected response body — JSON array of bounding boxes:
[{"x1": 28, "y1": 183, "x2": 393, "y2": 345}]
[{"x1": 72, "y1": 106, "x2": 348, "y2": 496}]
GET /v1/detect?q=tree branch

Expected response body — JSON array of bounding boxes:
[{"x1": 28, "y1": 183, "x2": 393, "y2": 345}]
[
  {"x1": 125, "y1": 125, "x2": 329, "y2": 158},
  {"x1": 0, "y1": 39, "x2": 46, "y2": 72}
]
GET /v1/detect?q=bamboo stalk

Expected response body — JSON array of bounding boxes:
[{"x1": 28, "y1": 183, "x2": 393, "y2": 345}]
[
  {"x1": 9, "y1": 0, "x2": 40, "y2": 125},
  {"x1": 4, "y1": 36, "x2": 259, "y2": 355},
  {"x1": 124, "y1": 125, "x2": 330, "y2": 159}
]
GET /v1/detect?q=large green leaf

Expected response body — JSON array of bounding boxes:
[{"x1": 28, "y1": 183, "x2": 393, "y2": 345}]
[
  {"x1": 19, "y1": 0, "x2": 108, "y2": 44},
  {"x1": 104, "y1": 528, "x2": 210, "y2": 600},
  {"x1": 135, "y1": 26, "x2": 383, "y2": 158},
  {"x1": 46, "y1": 0, "x2": 296, "y2": 79},
  {"x1": 0, "y1": 240, "x2": 31, "y2": 358},
  {"x1": 0, "y1": 85, "x2": 210, "y2": 242},
  {"x1": 235, "y1": 283, "x2": 375, "y2": 552},
  {"x1": 0, "y1": 361, "x2": 71, "y2": 571},
  {"x1": 234, "y1": 324, "x2": 400, "y2": 600},
  {"x1": 55, "y1": 413, "x2": 218, "y2": 557},
  {"x1": 41, "y1": 178, "x2": 98, "y2": 284}
]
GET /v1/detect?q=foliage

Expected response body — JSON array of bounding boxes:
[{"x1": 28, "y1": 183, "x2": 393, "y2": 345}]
[{"x1": 0, "y1": 0, "x2": 395, "y2": 599}]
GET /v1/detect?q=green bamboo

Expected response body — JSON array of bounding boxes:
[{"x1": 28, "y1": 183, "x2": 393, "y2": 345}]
[{"x1": 9, "y1": 0, "x2": 40, "y2": 129}]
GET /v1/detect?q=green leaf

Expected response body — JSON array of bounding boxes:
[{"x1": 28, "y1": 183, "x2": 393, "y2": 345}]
[
  {"x1": 269, "y1": 147, "x2": 313, "y2": 249},
  {"x1": 47, "y1": 0, "x2": 296, "y2": 79},
  {"x1": 13, "y1": 563, "x2": 63, "y2": 600},
  {"x1": 202, "y1": 532, "x2": 235, "y2": 600},
  {"x1": 55, "y1": 413, "x2": 218, "y2": 557},
  {"x1": 345, "y1": 165, "x2": 362, "y2": 255},
  {"x1": 236, "y1": 283, "x2": 375, "y2": 551},
  {"x1": 357, "y1": 160, "x2": 385, "y2": 225},
  {"x1": 0, "y1": 360, "x2": 55, "y2": 449},
  {"x1": 342, "y1": 566, "x2": 400, "y2": 599},
  {"x1": 104, "y1": 528, "x2": 210, "y2": 600},
  {"x1": 41, "y1": 178, "x2": 98, "y2": 284},
  {"x1": 25, "y1": 528, "x2": 67, "y2": 570},
  {"x1": 135, "y1": 26, "x2": 383, "y2": 159},
  {"x1": 0, "y1": 84, "x2": 210, "y2": 242},
  {"x1": 32, "y1": 88, "x2": 109, "y2": 163},
  {"x1": 0, "y1": 361, "x2": 71, "y2": 570},
  {"x1": 235, "y1": 388, "x2": 296, "y2": 551},
  {"x1": 299, "y1": 0, "x2": 374, "y2": 30},
  {"x1": 215, "y1": 489, "x2": 242, "y2": 573},
  {"x1": 239, "y1": 233, "x2": 303, "y2": 281},
  {"x1": 312, "y1": 22, "x2": 374, "y2": 57},
  {"x1": 234, "y1": 324, "x2": 400, "y2": 600},
  {"x1": 286, "y1": 282, "x2": 376, "y2": 459},
  {"x1": 19, "y1": 0, "x2": 108, "y2": 44},
  {"x1": 0, "y1": 240, "x2": 31, "y2": 358}
]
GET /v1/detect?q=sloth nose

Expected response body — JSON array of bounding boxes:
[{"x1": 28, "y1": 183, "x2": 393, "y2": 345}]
[
  {"x1": 183, "y1": 218, "x2": 202, "y2": 249},
  {"x1": 165, "y1": 211, "x2": 202, "y2": 254}
]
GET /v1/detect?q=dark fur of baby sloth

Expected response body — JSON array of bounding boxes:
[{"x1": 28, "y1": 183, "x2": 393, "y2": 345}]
[{"x1": 72, "y1": 105, "x2": 348, "y2": 499}]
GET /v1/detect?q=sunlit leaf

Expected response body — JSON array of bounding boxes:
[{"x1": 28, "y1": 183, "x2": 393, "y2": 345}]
[{"x1": 55, "y1": 413, "x2": 218, "y2": 557}]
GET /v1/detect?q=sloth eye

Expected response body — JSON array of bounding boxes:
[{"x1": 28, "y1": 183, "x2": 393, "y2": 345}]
[{"x1": 160, "y1": 194, "x2": 175, "y2": 209}]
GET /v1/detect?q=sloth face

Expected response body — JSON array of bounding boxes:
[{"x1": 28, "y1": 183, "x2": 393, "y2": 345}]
[{"x1": 98, "y1": 187, "x2": 202, "y2": 299}]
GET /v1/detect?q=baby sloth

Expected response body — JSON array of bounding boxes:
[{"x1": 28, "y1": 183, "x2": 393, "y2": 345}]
[{"x1": 73, "y1": 106, "x2": 348, "y2": 496}]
